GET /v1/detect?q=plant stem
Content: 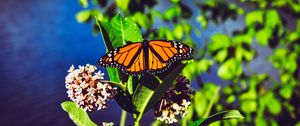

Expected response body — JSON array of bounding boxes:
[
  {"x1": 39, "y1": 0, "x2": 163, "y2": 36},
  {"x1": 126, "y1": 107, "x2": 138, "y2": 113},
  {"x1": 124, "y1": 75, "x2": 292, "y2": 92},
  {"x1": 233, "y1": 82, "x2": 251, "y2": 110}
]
[
  {"x1": 134, "y1": 112, "x2": 143, "y2": 126},
  {"x1": 134, "y1": 121, "x2": 140, "y2": 126},
  {"x1": 120, "y1": 110, "x2": 127, "y2": 126},
  {"x1": 204, "y1": 86, "x2": 221, "y2": 117}
]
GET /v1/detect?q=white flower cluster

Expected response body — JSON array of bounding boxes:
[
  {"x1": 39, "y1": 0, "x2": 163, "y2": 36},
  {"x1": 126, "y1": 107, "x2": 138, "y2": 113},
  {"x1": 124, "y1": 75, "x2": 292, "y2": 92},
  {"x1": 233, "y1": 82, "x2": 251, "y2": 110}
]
[
  {"x1": 154, "y1": 75, "x2": 194, "y2": 124},
  {"x1": 65, "y1": 64, "x2": 117, "y2": 111},
  {"x1": 156, "y1": 99, "x2": 191, "y2": 124}
]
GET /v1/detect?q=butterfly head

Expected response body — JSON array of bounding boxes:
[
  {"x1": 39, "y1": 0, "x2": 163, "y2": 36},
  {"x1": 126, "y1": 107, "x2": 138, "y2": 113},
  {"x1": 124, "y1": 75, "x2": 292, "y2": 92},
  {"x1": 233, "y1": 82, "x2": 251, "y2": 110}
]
[{"x1": 143, "y1": 38, "x2": 150, "y2": 43}]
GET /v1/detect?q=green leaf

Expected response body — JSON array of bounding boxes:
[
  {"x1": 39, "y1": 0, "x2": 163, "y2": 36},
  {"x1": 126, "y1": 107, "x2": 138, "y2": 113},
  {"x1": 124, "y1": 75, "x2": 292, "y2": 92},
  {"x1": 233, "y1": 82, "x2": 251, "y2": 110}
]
[
  {"x1": 101, "y1": 14, "x2": 143, "y2": 48},
  {"x1": 106, "y1": 67, "x2": 121, "y2": 83},
  {"x1": 223, "y1": 86, "x2": 233, "y2": 95},
  {"x1": 264, "y1": 92, "x2": 281, "y2": 115},
  {"x1": 269, "y1": 48, "x2": 297, "y2": 73},
  {"x1": 132, "y1": 83, "x2": 155, "y2": 114},
  {"x1": 241, "y1": 100, "x2": 257, "y2": 113},
  {"x1": 95, "y1": 17, "x2": 122, "y2": 83},
  {"x1": 279, "y1": 85, "x2": 293, "y2": 99},
  {"x1": 194, "y1": 83, "x2": 218, "y2": 118},
  {"x1": 157, "y1": 27, "x2": 174, "y2": 40},
  {"x1": 217, "y1": 58, "x2": 243, "y2": 80},
  {"x1": 214, "y1": 49, "x2": 228, "y2": 62},
  {"x1": 164, "y1": 6, "x2": 181, "y2": 20},
  {"x1": 232, "y1": 34, "x2": 252, "y2": 44},
  {"x1": 61, "y1": 101, "x2": 97, "y2": 126},
  {"x1": 280, "y1": 73, "x2": 290, "y2": 84},
  {"x1": 269, "y1": 48, "x2": 288, "y2": 68},
  {"x1": 256, "y1": 28, "x2": 271, "y2": 46},
  {"x1": 174, "y1": 24, "x2": 183, "y2": 39},
  {"x1": 288, "y1": 31, "x2": 299, "y2": 42},
  {"x1": 78, "y1": 0, "x2": 88, "y2": 8},
  {"x1": 182, "y1": 61, "x2": 198, "y2": 80},
  {"x1": 198, "y1": 59, "x2": 214, "y2": 72},
  {"x1": 270, "y1": 119, "x2": 278, "y2": 126},
  {"x1": 181, "y1": 21, "x2": 192, "y2": 35},
  {"x1": 150, "y1": 10, "x2": 164, "y2": 21},
  {"x1": 272, "y1": 0, "x2": 287, "y2": 7},
  {"x1": 116, "y1": 0, "x2": 130, "y2": 11},
  {"x1": 76, "y1": 10, "x2": 91, "y2": 23},
  {"x1": 235, "y1": 45, "x2": 255, "y2": 61},
  {"x1": 170, "y1": 0, "x2": 179, "y2": 4},
  {"x1": 132, "y1": 64, "x2": 185, "y2": 121},
  {"x1": 202, "y1": 0, "x2": 218, "y2": 7},
  {"x1": 196, "y1": 15, "x2": 208, "y2": 29},
  {"x1": 295, "y1": 121, "x2": 300, "y2": 126},
  {"x1": 265, "y1": 9, "x2": 281, "y2": 28},
  {"x1": 204, "y1": 86, "x2": 221, "y2": 117},
  {"x1": 127, "y1": 76, "x2": 134, "y2": 94},
  {"x1": 226, "y1": 95, "x2": 236, "y2": 104},
  {"x1": 237, "y1": 8, "x2": 245, "y2": 15},
  {"x1": 182, "y1": 59, "x2": 213, "y2": 80},
  {"x1": 285, "y1": 52, "x2": 297, "y2": 73},
  {"x1": 255, "y1": 117, "x2": 267, "y2": 126},
  {"x1": 240, "y1": 89, "x2": 257, "y2": 100},
  {"x1": 131, "y1": 12, "x2": 151, "y2": 29},
  {"x1": 151, "y1": 120, "x2": 164, "y2": 126},
  {"x1": 194, "y1": 91, "x2": 206, "y2": 117},
  {"x1": 190, "y1": 110, "x2": 244, "y2": 126},
  {"x1": 245, "y1": 10, "x2": 263, "y2": 27},
  {"x1": 208, "y1": 34, "x2": 231, "y2": 51}
]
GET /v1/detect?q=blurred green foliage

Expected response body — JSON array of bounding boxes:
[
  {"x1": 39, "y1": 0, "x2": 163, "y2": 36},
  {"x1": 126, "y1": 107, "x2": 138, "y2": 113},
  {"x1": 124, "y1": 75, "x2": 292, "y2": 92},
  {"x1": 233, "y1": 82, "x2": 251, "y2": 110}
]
[{"x1": 75, "y1": 0, "x2": 300, "y2": 125}]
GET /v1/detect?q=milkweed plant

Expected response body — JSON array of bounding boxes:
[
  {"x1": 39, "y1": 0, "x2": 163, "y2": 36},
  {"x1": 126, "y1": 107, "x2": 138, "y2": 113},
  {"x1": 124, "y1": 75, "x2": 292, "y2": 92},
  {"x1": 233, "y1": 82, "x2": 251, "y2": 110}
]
[{"x1": 61, "y1": 14, "x2": 244, "y2": 126}]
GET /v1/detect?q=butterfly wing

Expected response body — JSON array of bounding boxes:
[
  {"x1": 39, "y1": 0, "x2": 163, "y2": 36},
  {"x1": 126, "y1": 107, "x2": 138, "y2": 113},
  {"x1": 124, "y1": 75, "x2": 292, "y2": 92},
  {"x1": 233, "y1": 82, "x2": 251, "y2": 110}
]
[
  {"x1": 147, "y1": 47, "x2": 168, "y2": 74},
  {"x1": 125, "y1": 49, "x2": 145, "y2": 75},
  {"x1": 98, "y1": 42, "x2": 146, "y2": 75},
  {"x1": 147, "y1": 40, "x2": 194, "y2": 74}
]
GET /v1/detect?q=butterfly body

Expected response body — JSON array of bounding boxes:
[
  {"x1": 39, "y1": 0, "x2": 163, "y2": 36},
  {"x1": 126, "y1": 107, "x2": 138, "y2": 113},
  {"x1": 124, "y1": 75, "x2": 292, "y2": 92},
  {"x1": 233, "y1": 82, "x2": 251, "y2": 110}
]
[{"x1": 98, "y1": 40, "x2": 194, "y2": 76}]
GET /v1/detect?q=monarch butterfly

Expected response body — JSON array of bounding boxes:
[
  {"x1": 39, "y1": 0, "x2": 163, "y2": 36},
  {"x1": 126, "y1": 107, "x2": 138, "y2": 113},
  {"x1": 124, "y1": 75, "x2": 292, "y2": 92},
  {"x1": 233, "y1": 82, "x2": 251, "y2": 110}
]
[{"x1": 98, "y1": 40, "x2": 194, "y2": 76}]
